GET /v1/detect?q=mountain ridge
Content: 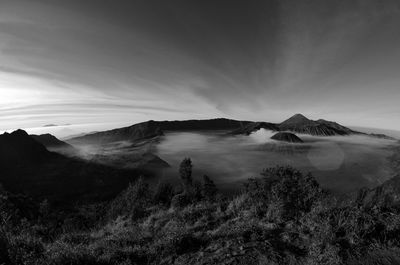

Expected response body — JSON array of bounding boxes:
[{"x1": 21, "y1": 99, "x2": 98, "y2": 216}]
[
  {"x1": 66, "y1": 114, "x2": 393, "y2": 144},
  {"x1": 278, "y1": 114, "x2": 359, "y2": 136},
  {"x1": 68, "y1": 118, "x2": 252, "y2": 144},
  {"x1": 31, "y1": 133, "x2": 77, "y2": 156}
]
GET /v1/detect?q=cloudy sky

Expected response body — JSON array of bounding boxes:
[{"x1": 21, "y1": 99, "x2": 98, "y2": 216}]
[{"x1": 1, "y1": 0, "x2": 400, "y2": 135}]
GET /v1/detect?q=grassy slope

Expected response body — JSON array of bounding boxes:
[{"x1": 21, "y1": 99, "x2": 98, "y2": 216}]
[{"x1": 1, "y1": 164, "x2": 400, "y2": 265}]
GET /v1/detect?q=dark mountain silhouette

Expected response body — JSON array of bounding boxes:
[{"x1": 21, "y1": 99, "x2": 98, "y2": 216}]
[
  {"x1": 271, "y1": 132, "x2": 304, "y2": 143},
  {"x1": 0, "y1": 130, "x2": 52, "y2": 164},
  {"x1": 0, "y1": 130, "x2": 141, "y2": 202},
  {"x1": 68, "y1": 118, "x2": 252, "y2": 144},
  {"x1": 278, "y1": 114, "x2": 359, "y2": 136},
  {"x1": 31, "y1": 134, "x2": 76, "y2": 156}
]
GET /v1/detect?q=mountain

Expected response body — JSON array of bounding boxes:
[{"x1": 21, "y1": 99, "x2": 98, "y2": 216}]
[
  {"x1": 271, "y1": 132, "x2": 304, "y2": 143},
  {"x1": 31, "y1": 133, "x2": 76, "y2": 156},
  {"x1": 0, "y1": 130, "x2": 52, "y2": 164},
  {"x1": 278, "y1": 114, "x2": 359, "y2": 136},
  {"x1": 231, "y1": 114, "x2": 360, "y2": 137},
  {"x1": 31, "y1": 133, "x2": 72, "y2": 148},
  {"x1": 0, "y1": 130, "x2": 141, "y2": 202},
  {"x1": 280, "y1": 113, "x2": 313, "y2": 126},
  {"x1": 68, "y1": 115, "x2": 391, "y2": 145},
  {"x1": 316, "y1": 119, "x2": 355, "y2": 134},
  {"x1": 68, "y1": 118, "x2": 252, "y2": 144}
]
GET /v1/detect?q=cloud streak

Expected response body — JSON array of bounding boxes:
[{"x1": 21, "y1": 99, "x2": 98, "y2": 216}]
[{"x1": 0, "y1": 0, "x2": 399, "y2": 132}]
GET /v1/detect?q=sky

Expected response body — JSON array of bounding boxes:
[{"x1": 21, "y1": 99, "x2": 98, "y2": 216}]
[{"x1": 0, "y1": 0, "x2": 400, "y2": 136}]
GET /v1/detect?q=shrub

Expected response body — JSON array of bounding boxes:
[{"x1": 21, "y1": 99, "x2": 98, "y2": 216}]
[
  {"x1": 171, "y1": 193, "x2": 191, "y2": 209},
  {"x1": 179, "y1": 158, "x2": 193, "y2": 189},
  {"x1": 7, "y1": 234, "x2": 45, "y2": 265},
  {"x1": 202, "y1": 175, "x2": 218, "y2": 202},
  {"x1": 153, "y1": 182, "x2": 174, "y2": 206},
  {"x1": 108, "y1": 177, "x2": 152, "y2": 220},
  {"x1": 245, "y1": 166, "x2": 323, "y2": 221}
]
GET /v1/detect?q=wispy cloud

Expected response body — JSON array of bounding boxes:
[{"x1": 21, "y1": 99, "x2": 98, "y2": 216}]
[{"x1": 0, "y1": 0, "x2": 399, "y2": 131}]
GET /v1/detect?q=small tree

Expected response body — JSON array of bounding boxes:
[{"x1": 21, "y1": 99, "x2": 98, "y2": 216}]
[
  {"x1": 179, "y1": 158, "x2": 193, "y2": 189},
  {"x1": 202, "y1": 175, "x2": 217, "y2": 202}
]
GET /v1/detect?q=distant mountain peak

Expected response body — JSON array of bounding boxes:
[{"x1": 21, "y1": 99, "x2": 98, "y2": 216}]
[
  {"x1": 281, "y1": 113, "x2": 311, "y2": 125},
  {"x1": 278, "y1": 114, "x2": 359, "y2": 136}
]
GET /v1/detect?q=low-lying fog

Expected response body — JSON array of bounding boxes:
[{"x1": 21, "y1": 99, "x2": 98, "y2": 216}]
[{"x1": 156, "y1": 130, "x2": 398, "y2": 194}]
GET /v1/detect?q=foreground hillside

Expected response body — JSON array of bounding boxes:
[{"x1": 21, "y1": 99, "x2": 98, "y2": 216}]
[
  {"x1": 1, "y1": 159, "x2": 400, "y2": 265},
  {"x1": 0, "y1": 130, "x2": 142, "y2": 202}
]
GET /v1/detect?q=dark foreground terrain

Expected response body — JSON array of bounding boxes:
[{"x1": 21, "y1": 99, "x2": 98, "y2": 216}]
[{"x1": 1, "y1": 155, "x2": 400, "y2": 264}]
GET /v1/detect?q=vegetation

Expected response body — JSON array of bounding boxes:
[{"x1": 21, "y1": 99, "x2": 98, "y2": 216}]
[{"x1": 0, "y1": 159, "x2": 400, "y2": 264}]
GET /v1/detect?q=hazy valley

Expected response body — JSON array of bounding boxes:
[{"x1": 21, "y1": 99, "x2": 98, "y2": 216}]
[{"x1": 60, "y1": 114, "x2": 399, "y2": 195}]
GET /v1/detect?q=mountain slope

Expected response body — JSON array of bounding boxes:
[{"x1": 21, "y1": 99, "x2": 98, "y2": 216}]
[
  {"x1": 0, "y1": 130, "x2": 52, "y2": 164},
  {"x1": 280, "y1": 113, "x2": 313, "y2": 126},
  {"x1": 68, "y1": 118, "x2": 252, "y2": 144},
  {"x1": 31, "y1": 133, "x2": 72, "y2": 148},
  {"x1": 271, "y1": 132, "x2": 304, "y2": 143},
  {"x1": 31, "y1": 133, "x2": 76, "y2": 155},
  {"x1": 0, "y1": 130, "x2": 141, "y2": 202},
  {"x1": 278, "y1": 114, "x2": 359, "y2": 136}
]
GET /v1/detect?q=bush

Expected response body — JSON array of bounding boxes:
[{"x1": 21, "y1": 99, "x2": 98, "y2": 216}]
[
  {"x1": 245, "y1": 166, "x2": 323, "y2": 221},
  {"x1": 179, "y1": 158, "x2": 193, "y2": 189},
  {"x1": 108, "y1": 177, "x2": 152, "y2": 220},
  {"x1": 153, "y1": 182, "x2": 174, "y2": 206},
  {"x1": 171, "y1": 193, "x2": 191, "y2": 209},
  {"x1": 202, "y1": 175, "x2": 217, "y2": 202}
]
